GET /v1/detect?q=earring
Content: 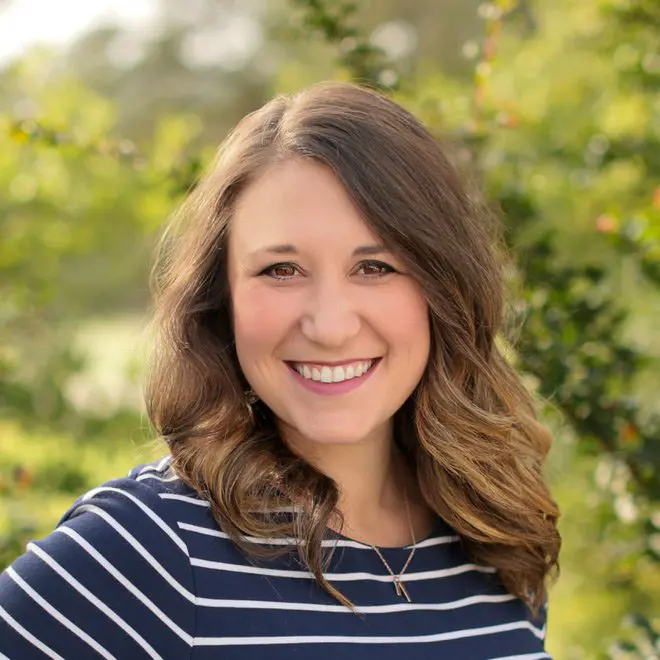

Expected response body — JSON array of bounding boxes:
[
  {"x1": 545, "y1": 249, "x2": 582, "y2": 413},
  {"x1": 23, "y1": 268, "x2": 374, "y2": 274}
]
[{"x1": 244, "y1": 389, "x2": 259, "y2": 421}]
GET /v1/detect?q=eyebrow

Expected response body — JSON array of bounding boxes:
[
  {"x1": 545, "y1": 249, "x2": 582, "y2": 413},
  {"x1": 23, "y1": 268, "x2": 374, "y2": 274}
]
[{"x1": 250, "y1": 244, "x2": 389, "y2": 257}]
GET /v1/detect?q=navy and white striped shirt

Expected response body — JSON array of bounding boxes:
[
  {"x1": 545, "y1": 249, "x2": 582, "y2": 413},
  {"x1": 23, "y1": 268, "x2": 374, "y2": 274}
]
[{"x1": 1, "y1": 456, "x2": 551, "y2": 659}]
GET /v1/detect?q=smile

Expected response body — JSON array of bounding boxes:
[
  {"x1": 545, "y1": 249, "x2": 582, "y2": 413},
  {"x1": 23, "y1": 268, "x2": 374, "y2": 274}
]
[
  {"x1": 291, "y1": 359, "x2": 374, "y2": 383},
  {"x1": 285, "y1": 358, "x2": 381, "y2": 396}
]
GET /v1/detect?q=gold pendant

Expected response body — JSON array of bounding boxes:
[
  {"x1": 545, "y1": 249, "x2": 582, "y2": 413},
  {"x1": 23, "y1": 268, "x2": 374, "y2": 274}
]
[{"x1": 394, "y1": 578, "x2": 412, "y2": 602}]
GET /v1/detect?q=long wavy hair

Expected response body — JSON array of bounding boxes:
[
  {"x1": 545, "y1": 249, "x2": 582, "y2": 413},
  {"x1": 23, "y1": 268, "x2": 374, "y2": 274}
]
[{"x1": 145, "y1": 80, "x2": 561, "y2": 620}]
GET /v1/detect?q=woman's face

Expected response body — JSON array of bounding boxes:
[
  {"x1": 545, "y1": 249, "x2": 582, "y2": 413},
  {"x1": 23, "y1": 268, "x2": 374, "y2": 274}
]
[{"x1": 227, "y1": 159, "x2": 430, "y2": 448}]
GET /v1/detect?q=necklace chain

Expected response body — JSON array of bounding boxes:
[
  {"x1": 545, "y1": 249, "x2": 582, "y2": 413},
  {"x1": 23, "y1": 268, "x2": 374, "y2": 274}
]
[{"x1": 369, "y1": 489, "x2": 416, "y2": 602}]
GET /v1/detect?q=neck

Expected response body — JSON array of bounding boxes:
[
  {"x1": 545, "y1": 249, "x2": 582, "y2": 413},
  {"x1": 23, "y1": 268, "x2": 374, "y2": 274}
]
[{"x1": 280, "y1": 421, "x2": 431, "y2": 545}]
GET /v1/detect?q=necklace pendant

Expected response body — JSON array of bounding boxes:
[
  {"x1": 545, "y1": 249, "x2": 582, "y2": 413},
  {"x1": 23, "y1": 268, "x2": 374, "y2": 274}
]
[
  {"x1": 393, "y1": 578, "x2": 402, "y2": 597},
  {"x1": 398, "y1": 579, "x2": 412, "y2": 603}
]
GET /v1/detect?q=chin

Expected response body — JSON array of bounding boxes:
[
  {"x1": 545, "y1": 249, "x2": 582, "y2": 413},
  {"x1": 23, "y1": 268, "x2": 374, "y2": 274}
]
[{"x1": 285, "y1": 413, "x2": 384, "y2": 447}]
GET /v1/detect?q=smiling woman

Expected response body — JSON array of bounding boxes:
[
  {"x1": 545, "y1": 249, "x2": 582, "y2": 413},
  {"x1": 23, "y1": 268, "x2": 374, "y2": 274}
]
[{"x1": 0, "y1": 81, "x2": 561, "y2": 659}]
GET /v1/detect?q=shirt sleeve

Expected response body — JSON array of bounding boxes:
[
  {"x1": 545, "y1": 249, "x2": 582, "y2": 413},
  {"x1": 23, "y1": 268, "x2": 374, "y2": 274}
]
[{"x1": 0, "y1": 477, "x2": 196, "y2": 659}]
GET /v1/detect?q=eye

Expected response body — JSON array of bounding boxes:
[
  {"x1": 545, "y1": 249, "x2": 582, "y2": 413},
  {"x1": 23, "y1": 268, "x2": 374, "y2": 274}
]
[
  {"x1": 355, "y1": 260, "x2": 396, "y2": 277},
  {"x1": 259, "y1": 262, "x2": 300, "y2": 280}
]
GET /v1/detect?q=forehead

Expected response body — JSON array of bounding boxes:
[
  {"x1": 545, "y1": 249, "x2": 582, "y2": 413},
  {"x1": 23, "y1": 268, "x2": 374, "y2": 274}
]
[{"x1": 229, "y1": 159, "x2": 379, "y2": 253}]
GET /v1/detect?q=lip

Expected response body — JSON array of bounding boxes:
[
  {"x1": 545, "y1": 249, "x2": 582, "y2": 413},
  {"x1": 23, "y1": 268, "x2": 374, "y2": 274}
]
[
  {"x1": 285, "y1": 357, "x2": 379, "y2": 367},
  {"x1": 285, "y1": 358, "x2": 381, "y2": 396}
]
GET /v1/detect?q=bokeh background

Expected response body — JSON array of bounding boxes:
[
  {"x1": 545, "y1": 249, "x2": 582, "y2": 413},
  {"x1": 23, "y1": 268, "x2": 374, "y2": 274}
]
[{"x1": 1, "y1": 0, "x2": 659, "y2": 656}]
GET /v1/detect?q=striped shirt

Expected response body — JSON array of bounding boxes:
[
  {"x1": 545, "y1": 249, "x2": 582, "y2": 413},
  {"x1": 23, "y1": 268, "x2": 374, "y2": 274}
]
[{"x1": 1, "y1": 456, "x2": 551, "y2": 659}]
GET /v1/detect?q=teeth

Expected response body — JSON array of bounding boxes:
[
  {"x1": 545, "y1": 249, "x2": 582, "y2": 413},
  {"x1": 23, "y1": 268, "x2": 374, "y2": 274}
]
[{"x1": 292, "y1": 360, "x2": 374, "y2": 383}]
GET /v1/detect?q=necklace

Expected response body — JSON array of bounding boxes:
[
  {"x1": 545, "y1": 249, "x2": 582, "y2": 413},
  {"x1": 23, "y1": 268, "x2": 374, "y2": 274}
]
[{"x1": 369, "y1": 489, "x2": 416, "y2": 602}]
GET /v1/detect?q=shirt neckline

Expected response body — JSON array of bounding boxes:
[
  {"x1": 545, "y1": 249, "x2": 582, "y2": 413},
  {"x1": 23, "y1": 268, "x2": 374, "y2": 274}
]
[{"x1": 325, "y1": 514, "x2": 447, "y2": 550}]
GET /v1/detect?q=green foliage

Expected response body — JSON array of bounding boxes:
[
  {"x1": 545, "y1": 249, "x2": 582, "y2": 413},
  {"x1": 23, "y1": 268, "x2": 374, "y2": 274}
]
[
  {"x1": 0, "y1": 419, "x2": 158, "y2": 571},
  {"x1": 288, "y1": 0, "x2": 396, "y2": 87},
  {"x1": 0, "y1": 56, "x2": 206, "y2": 435}
]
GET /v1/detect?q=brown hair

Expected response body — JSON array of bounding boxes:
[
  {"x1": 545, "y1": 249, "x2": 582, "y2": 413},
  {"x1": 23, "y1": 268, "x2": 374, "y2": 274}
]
[{"x1": 145, "y1": 80, "x2": 561, "y2": 619}]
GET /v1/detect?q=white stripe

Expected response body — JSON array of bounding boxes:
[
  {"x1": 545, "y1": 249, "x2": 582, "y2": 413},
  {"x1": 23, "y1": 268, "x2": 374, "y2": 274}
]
[
  {"x1": 190, "y1": 557, "x2": 495, "y2": 582},
  {"x1": 320, "y1": 533, "x2": 460, "y2": 551},
  {"x1": 0, "y1": 603, "x2": 66, "y2": 660},
  {"x1": 81, "y1": 486, "x2": 188, "y2": 555},
  {"x1": 54, "y1": 526, "x2": 193, "y2": 646},
  {"x1": 138, "y1": 457, "x2": 172, "y2": 475},
  {"x1": 490, "y1": 654, "x2": 550, "y2": 660},
  {"x1": 159, "y1": 493, "x2": 210, "y2": 507},
  {"x1": 410, "y1": 534, "x2": 461, "y2": 549},
  {"x1": 157, "y1": 455, "x2": 172, "y2": 470},
  {"x1": 177, "y1": 522, "x2": 458, "y2": 550},
  {"x1": 194, "y1": 619, "x2": 546, "y2": 646},
  {"x1": 178, "y1": 522, "x2": 353, "y2": 549},
  {"x1": 196, "y1": 592, "x2": 517, "y2": 613},
  {"x1": 136, "y1": 473, "x2": 180, "y2": 483},
  {"x1": 173, "y1": 505, "x2": 458, "y2": 552},
  {"x1": 26, "y1": 545, "x2": 163, "y2": 660},
  {"x1": 5, "y1": 567, "x2": 117, "y2": 660},
  {"x1": 71, "y1": 504, "x2": 196, "y2": 603},
  {"x1": 178, "y1": 522, "x2": 296, "y2": 545}
]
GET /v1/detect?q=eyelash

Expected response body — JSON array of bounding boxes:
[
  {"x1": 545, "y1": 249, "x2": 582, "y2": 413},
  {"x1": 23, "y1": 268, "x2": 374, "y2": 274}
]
[{"x1": 259, "y1": 260, "x2": 396, "y2": 281}]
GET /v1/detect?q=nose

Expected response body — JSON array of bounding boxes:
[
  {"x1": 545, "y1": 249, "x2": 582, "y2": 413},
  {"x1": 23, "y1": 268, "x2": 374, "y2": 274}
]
[{"x1": 300, "y1": 279, "x2": 361, "y2": 348}]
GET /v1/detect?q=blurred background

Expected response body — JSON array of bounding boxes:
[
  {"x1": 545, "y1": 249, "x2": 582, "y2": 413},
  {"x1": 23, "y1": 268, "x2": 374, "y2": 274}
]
[{"x1": 1, "y1": 0, "x2": 659, "y2": 656}]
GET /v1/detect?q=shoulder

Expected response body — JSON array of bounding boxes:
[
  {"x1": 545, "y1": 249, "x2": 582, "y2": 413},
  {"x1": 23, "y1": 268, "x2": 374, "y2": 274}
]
[
  {"x1": 55, "y1": 455, "x2": 205, "y2": 556},
  {"x1": 59, "y1": 455, "x2": 203, "y2": 522},
  {"x1": 6, "y1": 454, "x2": 210, "y2": 595}
]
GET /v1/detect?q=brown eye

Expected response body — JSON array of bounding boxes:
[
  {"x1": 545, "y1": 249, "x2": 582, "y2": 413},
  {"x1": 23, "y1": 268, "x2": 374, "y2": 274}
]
[
  {"x1": 261, "y1": 263, "x2": 299, "y2": 279},
  {"x1": 356, "y1": 261, "x2": 395, "y2": 277}
]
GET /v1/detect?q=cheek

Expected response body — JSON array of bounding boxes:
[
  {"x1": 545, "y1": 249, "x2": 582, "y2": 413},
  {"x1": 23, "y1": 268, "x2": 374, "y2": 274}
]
[
  {"x1": 232, "y1": 284, "x2": 298, "y2": 357},
  {"x1": 370, "y1": 282, "x2": 430, "y2": 355}
]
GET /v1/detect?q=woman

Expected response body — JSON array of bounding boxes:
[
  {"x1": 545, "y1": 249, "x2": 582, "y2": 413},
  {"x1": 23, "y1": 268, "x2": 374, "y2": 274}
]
[{"x1": 1, "y1": 81, "x2": 561, "y2": 659}]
